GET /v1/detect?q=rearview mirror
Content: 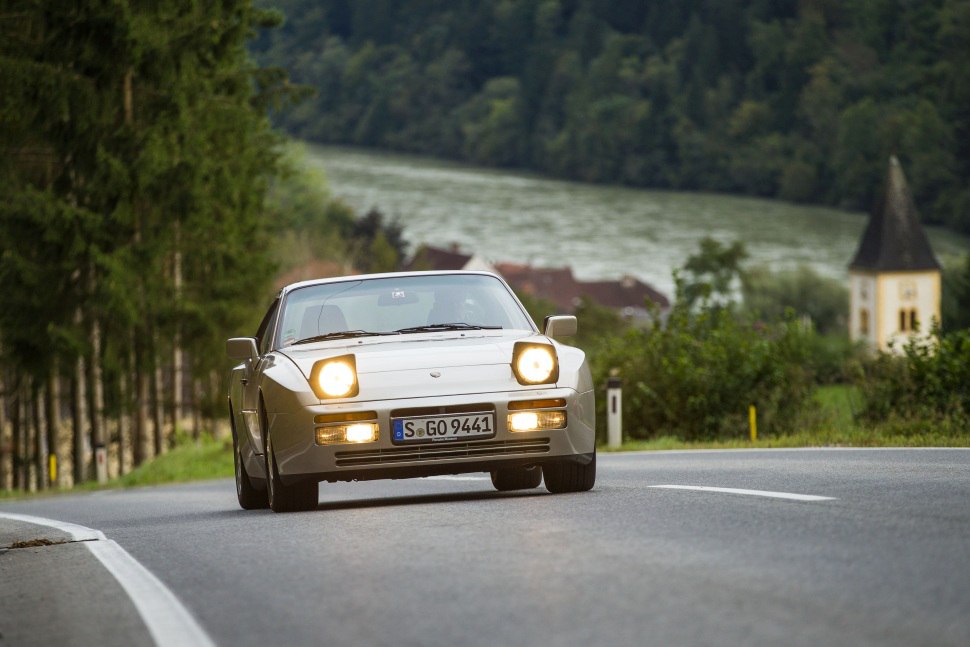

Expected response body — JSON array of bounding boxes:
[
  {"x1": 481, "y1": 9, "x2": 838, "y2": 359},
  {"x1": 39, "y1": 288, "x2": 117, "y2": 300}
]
[
  {"x1": 543, "y1": 315, "x2": 577, "y2": 338},
  {"x1": 226, "y1": 337, "x2": 258, "y2": 362}
]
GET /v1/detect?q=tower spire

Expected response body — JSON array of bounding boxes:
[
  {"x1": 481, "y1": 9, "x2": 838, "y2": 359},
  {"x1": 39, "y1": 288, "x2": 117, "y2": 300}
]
[{"x1": 849, "y1": 156, "x2": 940, "y2": 272}]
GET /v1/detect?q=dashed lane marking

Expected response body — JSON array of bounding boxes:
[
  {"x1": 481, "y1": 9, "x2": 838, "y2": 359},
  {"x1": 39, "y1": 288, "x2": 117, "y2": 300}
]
[{"x1": 648, "y1": 485, "x2": 836, "y2": 502}]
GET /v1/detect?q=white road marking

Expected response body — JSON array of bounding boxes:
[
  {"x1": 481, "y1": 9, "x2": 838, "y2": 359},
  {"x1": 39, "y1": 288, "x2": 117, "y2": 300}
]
[
  {"x1": 648, "y1": 485, "x2": 836, "y2": 502},
  {"x1": 0, "y1": 512, "x2": 215, "y2": 647},
  {"x1": 0, "y1": 511, "x2": 106, "y2": 542},
  {"x1": 424, "y1": 475, "x2": 489, "y2": 481}
]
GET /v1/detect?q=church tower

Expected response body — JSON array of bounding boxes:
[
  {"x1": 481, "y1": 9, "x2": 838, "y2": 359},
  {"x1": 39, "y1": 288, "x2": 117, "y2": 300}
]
[{"x1": 848, "y1": 156, "x2": 941, "y2": 353}]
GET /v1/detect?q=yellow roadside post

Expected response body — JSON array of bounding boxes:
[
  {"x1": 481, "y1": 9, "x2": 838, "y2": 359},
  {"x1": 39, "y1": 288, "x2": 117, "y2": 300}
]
[
  {"x1": 49, "y1": 454, "x2": 57, "y2": 486},
  {"x1": 749, "y1": 405, "x2": 758, "y2": 442}
]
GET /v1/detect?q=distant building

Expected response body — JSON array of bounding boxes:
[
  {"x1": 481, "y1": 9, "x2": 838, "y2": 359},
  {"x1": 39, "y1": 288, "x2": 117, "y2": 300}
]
[
  {"x1": 404, "y1": 243, "x2": 496, "y2": 274},
  {"x1": 848, "y1": 156, "x2": 941, "y2": 353},
  {"x1": 494, "y1": 262, "x2": 669, "y2": 320}
]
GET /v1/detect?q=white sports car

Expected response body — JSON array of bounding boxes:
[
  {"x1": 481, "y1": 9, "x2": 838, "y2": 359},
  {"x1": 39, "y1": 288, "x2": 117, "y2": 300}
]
[{"x1": 226, "y1": 271, "x2": 596, "y2": 512}]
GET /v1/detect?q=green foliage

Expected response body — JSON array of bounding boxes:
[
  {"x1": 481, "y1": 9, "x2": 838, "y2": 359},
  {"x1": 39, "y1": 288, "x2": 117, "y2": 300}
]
[
  {"x1": 515, "y1": 292, "x2": 559, "y2": 329},
  {"x1": 348, "y1": 208, "x2": 407, "y2": 273},
  {"x1": 678, "y1": 237, "x2": 748, "y2": 310},
  {"x1": 742, "y1": 265, "x2": 849, "y2": 335},
  {"x1": 942, "y1": 254, "x2": 970, "y2": 331},
  {"x1": 251, "y1": 0, "x2": 970, "y2": 236},
  {"x1": 855, "y1": 328, "x2": 970, "y2": 432},
  {"x1": 591, "y1": 304, "x2": 816, "y2": 442}
]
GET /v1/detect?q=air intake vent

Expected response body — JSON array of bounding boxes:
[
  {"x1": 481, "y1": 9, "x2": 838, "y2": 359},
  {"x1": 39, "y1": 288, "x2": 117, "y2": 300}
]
[{"x1": 335, "y1": 438, "x2": 550, "y2": 468}]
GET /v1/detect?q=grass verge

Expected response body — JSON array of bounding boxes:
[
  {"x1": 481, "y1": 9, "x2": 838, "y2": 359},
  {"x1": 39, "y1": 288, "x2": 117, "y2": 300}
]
[{"x1": 0, "y1": 433, "x2": 234, "y2": 500}]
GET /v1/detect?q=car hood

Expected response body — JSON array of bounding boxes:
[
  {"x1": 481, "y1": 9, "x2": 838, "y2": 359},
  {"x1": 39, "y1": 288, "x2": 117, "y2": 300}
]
[{"x1": 278, "y1": 330, "x2": 539, "y2": 378}]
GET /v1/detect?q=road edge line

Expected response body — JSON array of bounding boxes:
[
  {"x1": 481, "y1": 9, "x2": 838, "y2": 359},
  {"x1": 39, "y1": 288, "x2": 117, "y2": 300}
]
[
  {"x1": 0, "y1": 512, "x2": 215, "y2": 647},
  {"x1": 0, "y1": 511, "x2": 106, "y2": 542},
  {"x1": 86, "y1": 539, "x2": 216, "y2": 647}
]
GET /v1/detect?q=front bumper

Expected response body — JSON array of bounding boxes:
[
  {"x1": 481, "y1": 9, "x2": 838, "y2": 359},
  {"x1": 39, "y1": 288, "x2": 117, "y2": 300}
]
[{"x1": 267, "y1": 387, "x2": 595, "y2": 484}]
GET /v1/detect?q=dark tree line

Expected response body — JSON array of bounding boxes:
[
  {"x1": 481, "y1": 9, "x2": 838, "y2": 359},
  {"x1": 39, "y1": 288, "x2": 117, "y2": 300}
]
[
  {"x1": 0, "y1": 1, "x2": 293, "y2": 491},
  {"x1": 252, "y1": 0, "x2": 970, "y2": 235}
]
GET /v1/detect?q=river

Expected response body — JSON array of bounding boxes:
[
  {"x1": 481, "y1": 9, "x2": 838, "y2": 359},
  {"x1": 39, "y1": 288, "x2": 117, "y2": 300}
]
[{"x1": 305, "y1": 145, "x2": 970, "y2": 298}]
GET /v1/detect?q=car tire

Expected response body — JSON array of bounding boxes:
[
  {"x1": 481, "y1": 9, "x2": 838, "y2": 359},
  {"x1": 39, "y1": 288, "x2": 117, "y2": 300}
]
[
  {"x1": 232, "y1": 420, "x2": 268, "y2": 510},
  {"x1": 490, "y1": 466, "x2": 542, "y2": 491},
  {"x1": 543, "y1": 450, "x2": 596, "y2": 494}
]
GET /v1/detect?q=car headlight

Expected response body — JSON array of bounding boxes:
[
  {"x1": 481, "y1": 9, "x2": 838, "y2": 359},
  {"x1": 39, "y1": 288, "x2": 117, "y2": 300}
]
[
  {"x1": 309, "y1": 355, "x2": 359, "y2": 399},
  {"x1": 512, "y1": 342, "x2": 559, "y2": 385}
]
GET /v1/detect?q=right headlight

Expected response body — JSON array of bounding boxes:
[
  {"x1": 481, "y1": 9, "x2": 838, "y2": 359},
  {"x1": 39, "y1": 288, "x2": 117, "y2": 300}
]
[
  {"x1": 512, "y1": 342, "x2": 559, "y2": 385},
  {"x1": 309, "y1": 354, "x2": 359, "y2": 399}
]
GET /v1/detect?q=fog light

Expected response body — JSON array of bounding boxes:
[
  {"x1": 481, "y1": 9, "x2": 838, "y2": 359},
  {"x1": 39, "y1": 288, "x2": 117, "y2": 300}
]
[
  {"x1": 316, "y1": 422, "x2": 379, "y2": 445},
  {"x1": 508, "y1": 410, "x2": 566, "y2": 432},
  {"x1": 345, "y1": 423, "x2": 377, "y2": 443}
]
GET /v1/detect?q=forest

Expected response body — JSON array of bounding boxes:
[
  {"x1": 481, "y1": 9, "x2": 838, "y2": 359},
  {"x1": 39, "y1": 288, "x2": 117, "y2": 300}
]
[{"x1": 251, "y1": 0, "x2": 970, "y2": 235}]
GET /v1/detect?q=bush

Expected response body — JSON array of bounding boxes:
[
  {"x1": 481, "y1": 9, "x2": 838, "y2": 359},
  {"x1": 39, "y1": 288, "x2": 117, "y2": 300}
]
[
  {"x1": 591, "y1": 304, "x2": 817, "y2": 442},
  {"x1": 856, "y1": 328, "x2": 970, "y2": 431}
]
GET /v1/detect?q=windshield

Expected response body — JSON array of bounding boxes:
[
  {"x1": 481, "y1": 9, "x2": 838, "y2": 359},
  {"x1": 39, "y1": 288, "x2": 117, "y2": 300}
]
[{"x1": 276, "y1": 274, "x2": 535, "y2": 348}]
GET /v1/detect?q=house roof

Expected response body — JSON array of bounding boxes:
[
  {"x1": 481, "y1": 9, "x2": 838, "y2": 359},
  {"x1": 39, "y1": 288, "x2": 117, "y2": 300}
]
[
  {"x1": 495, "y1": 262, "x2": 669, "y2": 314},
  {"x1": 495, "y1": 263, "x2": 579, "y2": 311},
  {"x1": 404, "y1": 244, "x2": 472, "y2": 271},
  {"x1": 577, "y1": 276, "x2": 671, "y2": 311},
  {"x1": 849, "y1": 156, "x2": 940, "y2": 272}
]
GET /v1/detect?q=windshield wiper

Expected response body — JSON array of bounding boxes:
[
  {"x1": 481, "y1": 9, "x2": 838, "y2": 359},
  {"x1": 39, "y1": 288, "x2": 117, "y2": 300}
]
[
  {"x1": 395, "y1": 323, "x2": 502, "y2": 334},
  {"x1": 292, "y1": 330, "x2": 395, "y2": 345}
]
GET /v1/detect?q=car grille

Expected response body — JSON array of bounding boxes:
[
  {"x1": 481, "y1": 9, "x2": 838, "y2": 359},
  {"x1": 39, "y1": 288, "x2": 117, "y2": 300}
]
[{"x1": 334, "y1": 437, "x2": 550, "y2": 468}]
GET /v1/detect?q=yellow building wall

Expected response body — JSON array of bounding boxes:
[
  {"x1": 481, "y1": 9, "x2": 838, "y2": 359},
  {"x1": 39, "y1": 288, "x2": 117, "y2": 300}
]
[{"x1": 876, "y1": 271, "x2": 940, "y2": 353}]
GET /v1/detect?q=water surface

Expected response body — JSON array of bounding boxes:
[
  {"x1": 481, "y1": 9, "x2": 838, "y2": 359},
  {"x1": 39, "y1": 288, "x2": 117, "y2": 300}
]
[{"x1": 306, "y1": 145, "x2": 970, "y2": 298}]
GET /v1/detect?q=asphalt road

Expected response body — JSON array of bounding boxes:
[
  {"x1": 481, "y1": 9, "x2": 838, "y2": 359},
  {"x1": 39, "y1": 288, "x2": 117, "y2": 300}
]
[{"x1": 2, "y1": 448, "x2": 969, "y2": 647}]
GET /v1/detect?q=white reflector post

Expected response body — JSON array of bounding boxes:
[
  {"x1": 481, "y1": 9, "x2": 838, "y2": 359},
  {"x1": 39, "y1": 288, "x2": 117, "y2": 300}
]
[{"x1": 607, "y1": 375, "x2": 622, "y2": 449}]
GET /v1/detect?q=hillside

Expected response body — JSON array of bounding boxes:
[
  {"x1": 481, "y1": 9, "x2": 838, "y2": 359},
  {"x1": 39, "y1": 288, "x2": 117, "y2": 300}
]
[{"x1": 251, "y1": 0, "x2": 970, "y2": 235}]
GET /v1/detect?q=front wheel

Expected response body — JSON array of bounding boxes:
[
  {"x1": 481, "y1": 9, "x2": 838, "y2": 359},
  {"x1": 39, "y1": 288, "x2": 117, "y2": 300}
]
[
  {"x1": 233, "y1": 428, "x2": 268, "y2": 510},
  {"x1": 543, "y1": 450, "x2": 596, "y2": 494},
  {"x1": 490, "y1": 466, "x2": 542, "y2": 491},
  {"x1": 264, "y1": 423, "x2": 317, "y2": 513}
]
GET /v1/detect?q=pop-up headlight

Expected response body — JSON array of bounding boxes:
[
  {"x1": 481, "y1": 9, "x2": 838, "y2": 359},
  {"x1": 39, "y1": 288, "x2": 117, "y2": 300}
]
[
  {"x1": 512, "y1": 342, "x2": 559, "y2": 385},
  {"x1": 309, "y1": 354, "x2": 359, "y2": 399}
]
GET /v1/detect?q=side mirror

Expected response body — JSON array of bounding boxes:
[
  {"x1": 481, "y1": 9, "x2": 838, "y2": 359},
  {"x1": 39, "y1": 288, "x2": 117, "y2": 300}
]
[
  {"x1": 226, "y1": 337, "x2": 259, "y2": 362},
  {"x1": 543, "y1": 315, "x2": 577, "y2": 338}
]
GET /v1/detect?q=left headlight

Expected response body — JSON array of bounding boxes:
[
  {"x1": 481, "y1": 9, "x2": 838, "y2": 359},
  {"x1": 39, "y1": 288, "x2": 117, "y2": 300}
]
[
  {"x1": 512, "y1": 342, "x2": 559, "y2": 385},
  {"x1": 309, "y1": 354, "x2": 359, "y2": 399}
]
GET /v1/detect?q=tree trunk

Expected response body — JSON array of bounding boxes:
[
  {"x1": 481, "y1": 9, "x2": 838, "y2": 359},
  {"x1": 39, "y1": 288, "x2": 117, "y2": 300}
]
[
  {"x1": 172, "y1": 220, "x2": 183, "y2": 437},
  {"x1": 209, "y1": 370, "x2": 220, "y2": 437},
  {"x1": 45, "y1": 363, "x2": 60, "y2": 488},
  {"x1": 151, "y1": 355, "x2": 164, "y2": 455},
  {"x1": 118, "y1": 364, "x2": 129, "y2": 476},
  {"x1": 133, "y1": 342, "x2": 149, "y2": 465},
  {"x1": 152, "y1": 347, "x2": 165, "y2": 457},
  {"x1": 0, "y1": 366, "x2": 7, "y2": 490},
  {"x1": 12, "y1": 387, "x2": 26, "y2": 490},
  {"x1": 73, "y1": 351, "x2": 88, "y2": 486},
  {"x1": 33, "y1": 383, "x2": 48, "y2": 491},
  {"x1": 89, "y1": 317, "x2": 107, "y2": 484},
  {"x1": 192, "y1": 377, "x2": 202, "y2": 439}
]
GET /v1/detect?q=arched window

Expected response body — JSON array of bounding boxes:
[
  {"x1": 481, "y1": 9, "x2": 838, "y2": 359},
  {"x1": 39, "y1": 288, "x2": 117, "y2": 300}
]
[
  {"x1": 859, "y1": 308, "x2": 869, "y2": 336},
  {"x1": 899, "y1": 309, "x2": 908, "y2": 332},
  {"x1": 909, "y1": 309, "x2": 918, "y2": 332}
]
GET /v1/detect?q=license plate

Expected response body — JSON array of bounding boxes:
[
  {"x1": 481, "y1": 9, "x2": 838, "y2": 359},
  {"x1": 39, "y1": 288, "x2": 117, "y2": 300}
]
[{"x1": 392, "y1": 413, "x2": 495, "y2": 444}]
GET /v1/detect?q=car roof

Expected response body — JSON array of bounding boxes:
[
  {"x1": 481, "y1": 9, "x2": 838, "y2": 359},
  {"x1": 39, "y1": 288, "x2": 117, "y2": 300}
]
[{"x1": 280, "y1": 270, "x2": 506, "y2": 297}]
